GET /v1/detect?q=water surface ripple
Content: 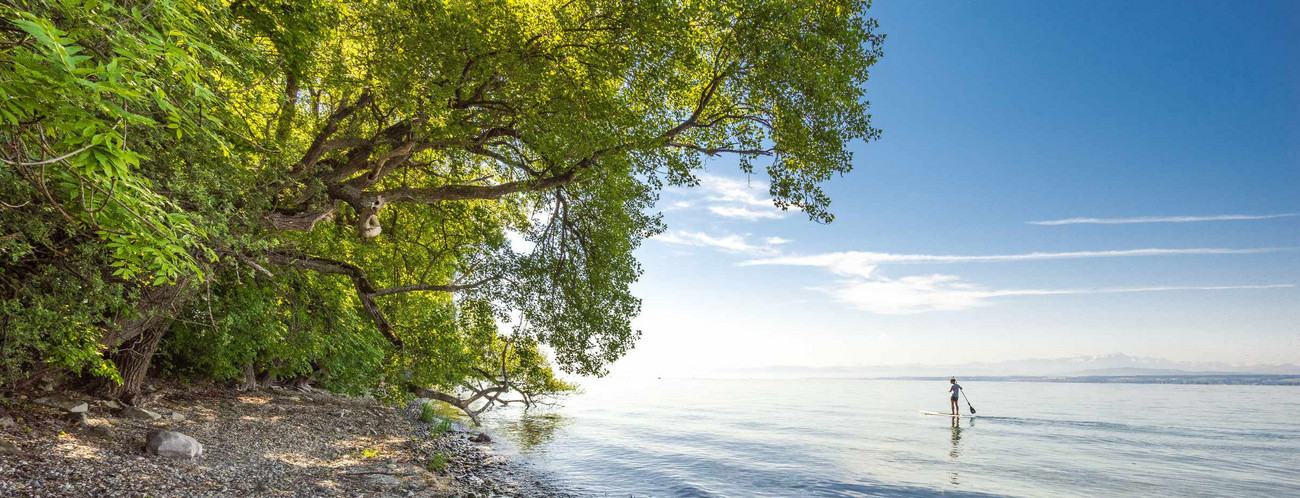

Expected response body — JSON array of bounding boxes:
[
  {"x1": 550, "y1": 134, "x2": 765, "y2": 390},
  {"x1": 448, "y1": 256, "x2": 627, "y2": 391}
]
[{"x1": 484, "y1": 379, "x2": 1300, "y2": 497}]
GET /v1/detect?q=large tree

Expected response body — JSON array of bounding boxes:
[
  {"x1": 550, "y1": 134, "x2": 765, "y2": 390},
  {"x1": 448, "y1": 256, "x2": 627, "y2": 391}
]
[{"x1": 0, "y1": 0, "x2": 882, "y2": 416}]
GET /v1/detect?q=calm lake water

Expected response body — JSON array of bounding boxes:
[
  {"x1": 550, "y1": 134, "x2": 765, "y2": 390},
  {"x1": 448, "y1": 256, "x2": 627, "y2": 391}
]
[{"x1": 482, "y1": 378, "x2": 1300, "y2": 497}]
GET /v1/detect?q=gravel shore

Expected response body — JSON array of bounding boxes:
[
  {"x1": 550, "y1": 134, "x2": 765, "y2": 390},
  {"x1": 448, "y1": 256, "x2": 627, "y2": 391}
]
[{"x1": 0, "y1": 386, "x2": 562, "y2": 497}]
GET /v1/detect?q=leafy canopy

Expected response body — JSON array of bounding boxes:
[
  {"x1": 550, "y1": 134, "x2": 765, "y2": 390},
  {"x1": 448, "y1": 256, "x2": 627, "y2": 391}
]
[{"x1": 0, "y1": 0, "x2": 882, "y2": 409}]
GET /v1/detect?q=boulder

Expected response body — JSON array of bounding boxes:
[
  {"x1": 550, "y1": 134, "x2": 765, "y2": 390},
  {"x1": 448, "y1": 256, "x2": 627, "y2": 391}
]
[
  {"x1": 469, "y1": 432, "x2": 491, "y2": 443},
  {"x1": 120, "y1": 406, "x2": 162, "y2": 421},
  {"x1": 66, "y1": 412, "x2": 89, "y2": 425},
  {"x1": 0, "y1": 439, "x2": 20, "y2": 456},
  {"x1": 0, "y1": 415, "x2": 14, "y2": 429},
  {"x1": 102, "y1": 400, "x2": 123, "y2": 410},
  {"x1": 145, "y1": 430, "x2": 203, "y2": 459},
  {"x1": 34, "y1": 395, "x2": 88, "y2": 413},
  {"x1": 170, "y1": 411, "x2": 187, "y2": 421}
]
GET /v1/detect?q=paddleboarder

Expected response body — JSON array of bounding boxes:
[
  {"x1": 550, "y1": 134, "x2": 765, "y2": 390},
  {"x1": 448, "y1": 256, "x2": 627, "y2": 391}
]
[{"x1": 949, "y1": 377, "x2": 962, "y2": 415}]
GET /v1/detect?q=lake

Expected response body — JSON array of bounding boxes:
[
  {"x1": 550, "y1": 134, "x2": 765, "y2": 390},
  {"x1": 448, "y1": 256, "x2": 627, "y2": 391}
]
[{"x1": 482, "y1": 378, "x2": 1300, "y2": 497}]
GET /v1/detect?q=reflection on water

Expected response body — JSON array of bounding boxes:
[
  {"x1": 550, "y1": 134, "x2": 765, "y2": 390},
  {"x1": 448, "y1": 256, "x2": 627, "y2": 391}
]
[
  {"x1": 950, "y1": 416, "x2": 963, "y2": 459},
  {"x1": 497, "y1": 412, "x2": 567, "y2": 452},
  {"x1": 950, "y1": 417, "x2": 964, "y2": 485},
  {"x1": 482, "y1": 379, "x2": 1300, "y2": 497}
]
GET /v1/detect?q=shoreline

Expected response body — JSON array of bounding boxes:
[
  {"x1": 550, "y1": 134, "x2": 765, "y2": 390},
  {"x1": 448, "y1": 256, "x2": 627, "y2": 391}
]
[{"x1": 0, "y1": 386, "x2": 562, "y2": 497}]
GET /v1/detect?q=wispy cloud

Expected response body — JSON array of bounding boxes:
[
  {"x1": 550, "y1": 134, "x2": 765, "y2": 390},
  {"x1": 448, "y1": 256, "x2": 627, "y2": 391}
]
[
  {"x1": 742, "y1": 247, "x2": 1291, "y2": 313},
  {"x1": 811, "y1": 273, "x2": 1293, "y2": 314},
  {"x1": 742, "y1": 247, "x2": 1280, "y2": 278},
  {"x1": 661, "y1": 174, "x2": 786, "y2": 221},
  {"x1": 708, "y1": 205, "x2": 783, "y2": 220},
  {"x1": 1029, "y1": 213, "x2": 1298, "y2": 225},
  {"x1": 699, "y1": 174, "x2": 774, "y2": 208},
  {"x1": 654, "y1": 230, "x2": 788, "y2": 256}
]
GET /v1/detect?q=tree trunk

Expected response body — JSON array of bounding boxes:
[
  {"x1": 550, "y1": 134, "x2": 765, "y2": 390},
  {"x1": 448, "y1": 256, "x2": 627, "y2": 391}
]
[
  {"x1": 238, "y1": 362, "x2": 258, "y2": 391},
  {"x1": 97, "y1": 279, "x2": 198, "y2": 403},
  {"x1": 103, "y1": 323, "x2": 168, "y2": 403},
  {"x1": 100, "y1": 278, "x2": 195, "y2": 350}
]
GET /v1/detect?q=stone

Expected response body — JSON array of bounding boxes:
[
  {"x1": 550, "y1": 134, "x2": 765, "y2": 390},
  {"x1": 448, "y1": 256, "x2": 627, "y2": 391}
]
[
  {"x1": 145, "y1": 430, "x2": 203, "y2": 459},
  {"x1": 102, "y1": 400, "x2": 123, "y2": 410},
  {"x1": 469, "y1": 432, "x2": 491, "y2": 443},
  {"x1": 85, "y1": 425, "x2": 112, "y2": 439},
  {"x1": 66, "y1": 412, "x2": 89, "y2": 425},
  {"x1": 367, "y1": 473, "x2": 403, "y2": 488},
  {"x1": 120, "y1": 406, "x2": 162, "y2": 421},
  {"x1": 0, "y1": 416, "x2": 14, "y2": 428},
  {"x1": 34, "y1": 395, "x2": 88, "y2": 413},
  {"x1": 170, "y1": 411, "x2": 186, "y2": 421},
  {"x1": 0, "y1": 439, "x2": 20, "y2": 456}
]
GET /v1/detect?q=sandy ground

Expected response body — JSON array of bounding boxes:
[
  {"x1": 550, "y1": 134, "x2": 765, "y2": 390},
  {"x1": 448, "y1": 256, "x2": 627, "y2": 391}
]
[{"x1": 0, "y1": 386, "x2": 560, "y2": 497}]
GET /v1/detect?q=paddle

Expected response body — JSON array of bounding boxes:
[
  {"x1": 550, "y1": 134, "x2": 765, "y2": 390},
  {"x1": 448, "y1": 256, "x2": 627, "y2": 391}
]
[{"x1": 961, "y1": 390, "x2": 976, "y2": 415}]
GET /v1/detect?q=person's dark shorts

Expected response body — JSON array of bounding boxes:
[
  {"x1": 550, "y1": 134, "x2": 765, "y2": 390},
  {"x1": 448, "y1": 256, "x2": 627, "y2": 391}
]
[{"x1": 951, "y1": 396, "x2": 959, "y2": 401}]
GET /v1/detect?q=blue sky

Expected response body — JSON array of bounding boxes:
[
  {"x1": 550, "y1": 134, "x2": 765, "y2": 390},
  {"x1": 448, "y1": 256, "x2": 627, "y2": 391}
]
[{"x1": 610, "y1": 0, "x2": 1299, "y2": 377}]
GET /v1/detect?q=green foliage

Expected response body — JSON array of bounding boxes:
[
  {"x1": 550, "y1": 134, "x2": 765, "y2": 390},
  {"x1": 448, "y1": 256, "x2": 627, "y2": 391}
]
[
  {"x1": 425, "y1": 452, "x2": 450, "y2": 472},
  {"x1": 419, "y1": 400, "x2": 439, "y2": 424},
  {"x1": 1, "y1": 0, "x2": 881, "y2": 414},
  {"x1": 431, "y1": 419, "x2": 453, "y2": 437}
]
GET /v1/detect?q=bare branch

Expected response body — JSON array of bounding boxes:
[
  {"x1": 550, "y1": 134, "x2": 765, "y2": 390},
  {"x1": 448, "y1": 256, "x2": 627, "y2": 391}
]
[
  {"x1": 0, "y1": 144, "x2": 93, "y2": 166},
  {"x1": 371, "y1": 276, "x2": 499, "y2": 297}
]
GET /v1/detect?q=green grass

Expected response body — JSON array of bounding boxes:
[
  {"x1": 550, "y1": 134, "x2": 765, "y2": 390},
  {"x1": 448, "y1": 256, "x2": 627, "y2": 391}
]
[
  {"x1": 431, "y1": 419, "x2": 452, "y2": 437},
  {"x1": 419, "y1": 400, "x2": 456, "y2": 437},
  {"x1": 419, "y1": 401, "x2": 438, "y2": 423},
  {"x1": 425, "y1": 452, "x2": 450, "y2": 472}
]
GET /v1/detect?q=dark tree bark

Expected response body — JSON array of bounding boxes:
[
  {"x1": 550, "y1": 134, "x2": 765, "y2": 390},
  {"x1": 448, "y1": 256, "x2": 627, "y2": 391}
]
[
  {"x1": 96, "y1": 279, "x2": 198, "y2": 402},
  {"x1": 102, "y1": 322, "x2": 167, "y2": 403},
  {"x1": 239, "y1": 362, "x2": 258, "y2": 391}
]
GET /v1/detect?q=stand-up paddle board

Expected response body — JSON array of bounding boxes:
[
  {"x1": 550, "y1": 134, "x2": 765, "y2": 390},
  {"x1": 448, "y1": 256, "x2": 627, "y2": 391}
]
[{"x1": 920, "y1": 410, "x2": 976, "y2": 418}]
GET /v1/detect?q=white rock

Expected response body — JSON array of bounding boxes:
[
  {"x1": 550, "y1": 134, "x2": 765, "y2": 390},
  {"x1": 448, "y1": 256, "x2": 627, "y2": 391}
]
[
  {"x1": 145, "y1": 430, "x2": 203, "y2": 459},
  {"x1": 120, "y1": 406, "x2": 162, "y2": 421},
  {"x1": 34, "y1": 395, "x2": 88, "y2": 413}
]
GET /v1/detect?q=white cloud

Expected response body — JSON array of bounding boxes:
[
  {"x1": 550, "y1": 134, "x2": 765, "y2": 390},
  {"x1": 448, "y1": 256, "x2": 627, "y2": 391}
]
[
  {"x1": 708, "y1": 205, "x2": 783, "y2": 220},
  {"x1": 744, "y1": 247, "x2": 1291, "y2": 314},
  {"x1": 813, "y1": 270, "x2": 1294, "y2": 314},
  {"x1": 687, "y1": 174, "x2": 786, "y2": 221},
  {"x1": 1029, "y1": 213, "x2": 1298, "y2": 225},
  {"x1": 659, "y1": 174, "x2": 791, "y2": 221},
  {"x1": 699, "y1": 174, "x2": 774, "y2": 208},
  {"x1": 742, "y1": 247, "x2": 1279, "y2": 278},
  {"x1": 654, "y1": 230, "x2": 789, "y2": 256},
  {"x1": 764, "y1": 236, "x2": 793, "y2": 245}
]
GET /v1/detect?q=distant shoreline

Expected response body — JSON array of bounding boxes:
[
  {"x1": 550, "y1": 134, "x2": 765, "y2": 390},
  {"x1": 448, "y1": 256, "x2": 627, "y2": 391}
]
[{"x1": 866, "y1": 374, "x2": 1300, "y2": 386}]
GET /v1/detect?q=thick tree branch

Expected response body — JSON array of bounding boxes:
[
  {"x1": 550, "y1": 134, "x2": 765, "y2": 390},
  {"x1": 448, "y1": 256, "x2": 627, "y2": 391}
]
[
  {"x1": 265, "y1": 252, "x2": 495, "y2": 346},
  {"x1": 377, "y1": 169, "x2": 577, "y2": 205},
  {"x1": 264, "y1": 203, "x2": 339, "y2": 232},
  {"x1": 371, "y1": 276, "x2": 498, "y2": 297},
  {"x1": 291, "y1": 91, "x2": 374, "y2": 177},
  {"x1": 265, "y1": 251, "x2": 402, "y2": 347}
]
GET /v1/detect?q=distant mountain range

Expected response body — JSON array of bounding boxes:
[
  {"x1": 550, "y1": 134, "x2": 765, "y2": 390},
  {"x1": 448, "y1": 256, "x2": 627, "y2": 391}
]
[{"x1": 719, "y1": 353, "x2": 1300, "y2": 378}]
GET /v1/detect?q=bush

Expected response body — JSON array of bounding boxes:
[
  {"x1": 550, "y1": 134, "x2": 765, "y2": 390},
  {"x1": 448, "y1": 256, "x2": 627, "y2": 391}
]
[
  {"x1": 425, "y1": 452, "x2": 450, "y2": 472},
  {"x1": 419, "y1": 401, "x2": 439, "y2": 424}
]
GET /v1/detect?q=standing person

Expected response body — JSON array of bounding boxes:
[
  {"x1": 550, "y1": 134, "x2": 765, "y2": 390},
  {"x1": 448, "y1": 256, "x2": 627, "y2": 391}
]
[{"x1": 949, "y1": 377, "x2": 962, "y2": 415}]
